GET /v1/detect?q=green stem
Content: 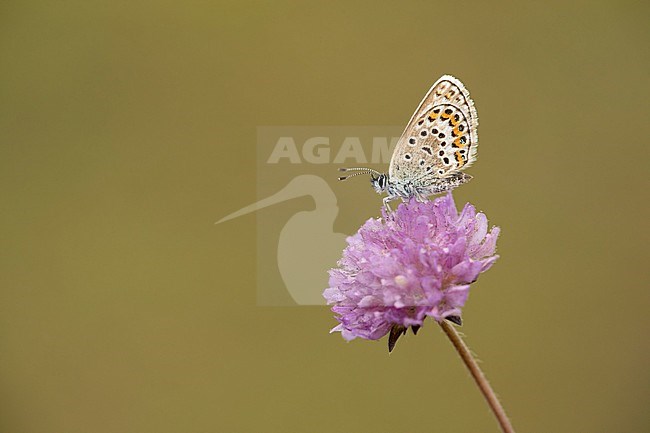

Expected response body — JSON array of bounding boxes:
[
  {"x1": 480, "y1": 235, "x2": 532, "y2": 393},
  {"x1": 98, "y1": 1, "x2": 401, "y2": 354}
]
[{"x1": 439, "y1": 320, "x2": 515, "y2": 433}]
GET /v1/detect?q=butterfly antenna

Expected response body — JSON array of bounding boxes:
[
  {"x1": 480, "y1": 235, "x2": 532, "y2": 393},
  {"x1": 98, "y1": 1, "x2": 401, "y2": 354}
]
[{"x1": 338, "y1": 167, "x2": 381, "y2": 181}]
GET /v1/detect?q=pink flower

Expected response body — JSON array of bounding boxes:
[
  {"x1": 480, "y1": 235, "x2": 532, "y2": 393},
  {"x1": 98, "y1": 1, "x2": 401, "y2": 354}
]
[{"x1": 323, "y1": 193, "x2": 499, "y2": 349}]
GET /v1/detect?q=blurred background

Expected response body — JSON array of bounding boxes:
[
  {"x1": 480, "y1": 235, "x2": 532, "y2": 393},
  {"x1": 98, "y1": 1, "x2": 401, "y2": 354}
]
[{"x1": 1, "y1": 1, "x2": 648, "y2": 432}]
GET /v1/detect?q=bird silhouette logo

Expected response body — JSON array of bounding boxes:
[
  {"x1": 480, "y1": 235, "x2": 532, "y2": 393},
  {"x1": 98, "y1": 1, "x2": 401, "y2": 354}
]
[{"x1": 217, "y1": 175, "x2": 347, "y2": 305}]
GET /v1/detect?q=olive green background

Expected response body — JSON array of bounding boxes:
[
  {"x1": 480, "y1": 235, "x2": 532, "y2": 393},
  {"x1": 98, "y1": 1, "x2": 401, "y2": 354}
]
[{"x1": 1, "y1": 1, "x2": 648, "y2": 432}]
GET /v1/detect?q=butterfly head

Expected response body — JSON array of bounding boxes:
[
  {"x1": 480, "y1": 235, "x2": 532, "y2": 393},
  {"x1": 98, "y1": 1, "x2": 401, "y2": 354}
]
[{"x1": 370, "y1": 173, "x2": 389, "y2": 194}]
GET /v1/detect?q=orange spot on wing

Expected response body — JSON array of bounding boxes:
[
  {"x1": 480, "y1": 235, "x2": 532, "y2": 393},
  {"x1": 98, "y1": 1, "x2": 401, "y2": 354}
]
[
  {"x1": 455, "y1": 151, "x2": 465, "y2": 166},
  {"x1": 454, "y1": 137, "x2": 466, "y2": 148},
  {"x1": 428, "y1": 111, "x2": 439, "y2": 121}
]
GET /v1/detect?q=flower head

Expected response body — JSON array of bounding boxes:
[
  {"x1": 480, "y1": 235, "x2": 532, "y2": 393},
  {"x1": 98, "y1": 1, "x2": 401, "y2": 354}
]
[{"x1": 323, "y1": 192, "x2": 499, "y2": 346}]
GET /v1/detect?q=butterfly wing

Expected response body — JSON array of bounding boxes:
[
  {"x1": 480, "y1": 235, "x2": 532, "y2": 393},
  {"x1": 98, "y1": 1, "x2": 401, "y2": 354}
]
[{"x1": 389, "y1": 75, "x2": 478, "y2": 186}]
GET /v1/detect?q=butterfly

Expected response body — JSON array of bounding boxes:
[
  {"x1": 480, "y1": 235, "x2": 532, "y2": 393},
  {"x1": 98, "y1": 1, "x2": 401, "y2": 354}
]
[{"x1": 339, "y1": 75, "x2": 479, "y2": 208}]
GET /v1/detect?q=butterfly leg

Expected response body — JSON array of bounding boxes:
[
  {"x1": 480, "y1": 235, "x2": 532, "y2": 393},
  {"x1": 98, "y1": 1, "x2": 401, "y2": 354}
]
[
  {"x1": 416, "y1": 191, "x2": 430, "y2": 203},
  {"x1": 383, "y1": 196, "x2": 394, "y2": 213}
]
